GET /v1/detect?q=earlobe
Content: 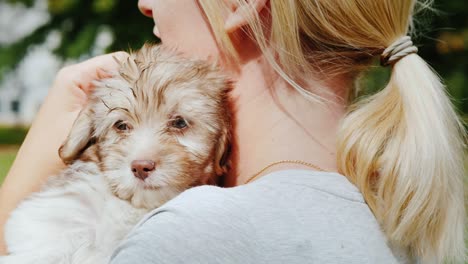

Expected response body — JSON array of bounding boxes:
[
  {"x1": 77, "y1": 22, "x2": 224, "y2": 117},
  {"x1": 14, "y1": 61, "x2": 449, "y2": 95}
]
[{"x1": 224, "y1": 0, "x2": 268, "y2": 33}]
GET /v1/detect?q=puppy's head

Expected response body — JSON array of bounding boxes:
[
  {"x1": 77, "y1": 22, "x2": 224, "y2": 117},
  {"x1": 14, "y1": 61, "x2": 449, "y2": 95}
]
[{"x1": 59, "y1": 44, "x2": 231, "y2": 209}]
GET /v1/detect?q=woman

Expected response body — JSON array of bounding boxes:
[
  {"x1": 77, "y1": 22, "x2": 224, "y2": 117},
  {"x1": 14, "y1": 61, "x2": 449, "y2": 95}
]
[{"x1": 0, "y1": 0, "x2": 465, "y2": 263}]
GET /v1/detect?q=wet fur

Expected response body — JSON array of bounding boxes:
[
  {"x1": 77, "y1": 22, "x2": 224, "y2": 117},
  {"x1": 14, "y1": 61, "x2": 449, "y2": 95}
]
[{"x1": 1, "y1": 44, "x2": 231, "y2": 264}]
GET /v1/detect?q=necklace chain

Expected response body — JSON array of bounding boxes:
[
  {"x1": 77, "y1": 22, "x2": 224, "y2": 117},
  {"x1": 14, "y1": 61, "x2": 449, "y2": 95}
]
[{"x1": 244, "y1": 160, "x2": 326, "y2": 184}]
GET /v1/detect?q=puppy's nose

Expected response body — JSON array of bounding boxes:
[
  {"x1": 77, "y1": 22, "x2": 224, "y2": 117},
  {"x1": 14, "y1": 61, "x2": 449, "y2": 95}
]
[{"x1": 131, "y1": 160, "x2": 155, "y2": 180}]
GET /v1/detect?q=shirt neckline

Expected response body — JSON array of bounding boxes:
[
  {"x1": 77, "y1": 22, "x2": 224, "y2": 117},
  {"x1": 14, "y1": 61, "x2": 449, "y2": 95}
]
[{"x1": 252, "y1": 169, "x2": 365, "y2": 203}]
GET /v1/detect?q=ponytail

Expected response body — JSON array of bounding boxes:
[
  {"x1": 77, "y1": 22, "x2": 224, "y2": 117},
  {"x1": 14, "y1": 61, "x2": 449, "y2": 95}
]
[
  {"x1": 197, "y1": 0, "x2": 466, "y2": 262},
  {"x1": 337, "y1": 51, "x2": 466, "y2": 263}
]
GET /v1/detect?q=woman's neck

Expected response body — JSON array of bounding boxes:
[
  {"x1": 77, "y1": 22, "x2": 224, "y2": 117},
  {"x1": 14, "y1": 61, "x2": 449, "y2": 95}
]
[{"x1": 225, "y1": 56, "x2": 349, "y2": 187}]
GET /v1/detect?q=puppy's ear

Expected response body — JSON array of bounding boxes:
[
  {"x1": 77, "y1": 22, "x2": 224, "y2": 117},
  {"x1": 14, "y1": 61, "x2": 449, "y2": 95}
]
[
  {"x1": 213, "y1": 80, "x2": 233, "y2": 176},
  {"x1": 59, "y1": 105, "x2": 95, "y2": 164},
  {"x1": 214, "y1": 125, "x2": 231, "y2": 176}
]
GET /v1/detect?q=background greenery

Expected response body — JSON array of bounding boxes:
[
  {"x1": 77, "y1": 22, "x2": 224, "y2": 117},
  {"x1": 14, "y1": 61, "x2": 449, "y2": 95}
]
[
  {"x1": 0, "y1": 148, "x2": 17, "y2": 183},
  {"x1": 0, "y1": 2, "x2": 467, "y2": 180},
  {"x1": 0, "y1": 0, "x2": 467, "y2": 261},
  {"x1": 0, "y1": 0, "x2": 156, "y2": 80},
  {"x1": 1, "y1": 0, "x2": 466, "y2": 99},
  {"x1": 0, "y1": 126, "x2": 27, "y2": 183}
]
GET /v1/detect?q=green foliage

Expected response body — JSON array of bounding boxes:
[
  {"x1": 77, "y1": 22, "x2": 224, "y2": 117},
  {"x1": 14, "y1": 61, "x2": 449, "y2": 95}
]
[
  {"x1": 92, "y1": 0, "x2": 117, "y2": 14},
  {"x1": 0, "y1": 0, "x2": 156, "y2": 81},
  {"x1": 6, "y1": 0, "x2": 34, "y2": 7},
  {"x1": 0, "y1": 0, "x2": 466, "y2": 115},
  {"x1": 48, "y1": 0, "x2": 80, "y2": 14},
  {"x1": 0, "y1": 127, "x2": 26, "y2": 183},
  {"x1": 0, "y1": 126, "x2": 28, "y2": 145},
  {"x1": 63, "y1": 23, "x2": 98, "y2": 58},
  {"x1": 356, "y1": 62, "x2": 391, "y2": 96},
  {"x1": 0, "y1": 23, "x2": 50, "y2": 79},
  {"x1": 416, "y1": 1, "x2": 468, "y2": 114}
]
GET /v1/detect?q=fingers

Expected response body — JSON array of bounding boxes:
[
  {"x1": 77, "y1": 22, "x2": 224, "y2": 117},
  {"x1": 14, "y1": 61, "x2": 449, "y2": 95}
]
[
  {"x1": 81, "y1": 51, "x2": 129, "y2": 71},
  {"x1": 79, "y1": 51, "x2": 129, "y2": 80},
  {"x1": 57, "y1": 51, "x2": 130, "y2": 94},
  {"x1": 49, "y1": 51, "x2": 130, "y2": 113},
  {"x1": 96, "y1": 68, "x2": 113, "y2": 80}
]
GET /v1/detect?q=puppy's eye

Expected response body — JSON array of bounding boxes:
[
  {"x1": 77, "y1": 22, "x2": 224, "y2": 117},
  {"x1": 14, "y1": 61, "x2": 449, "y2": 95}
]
[
  {"x1": 114, "y1": 120, "x2": 130, "y2": 131},
  {"x1": 171, "y1": 116, "x2": 188, "y2": 129}
]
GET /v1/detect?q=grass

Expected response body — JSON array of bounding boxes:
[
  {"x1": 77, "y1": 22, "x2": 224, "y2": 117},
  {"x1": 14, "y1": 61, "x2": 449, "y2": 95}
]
[
  {"x1": 0, "y1": 126, "x2": 27, "y2": 184},
  {"x1": 0, "y1": 146, "x2": 19, "y2": 184},
  {"x1": 0, "y1": 126, "x2": 28, "y2": 145}
]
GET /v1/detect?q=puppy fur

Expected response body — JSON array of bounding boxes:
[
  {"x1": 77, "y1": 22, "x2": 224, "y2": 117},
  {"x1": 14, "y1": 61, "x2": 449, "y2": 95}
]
[{"x1": 1, "y1": 44, "x2": 231, "y2": 264}]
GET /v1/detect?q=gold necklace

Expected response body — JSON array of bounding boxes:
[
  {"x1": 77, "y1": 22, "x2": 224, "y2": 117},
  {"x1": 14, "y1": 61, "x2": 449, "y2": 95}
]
[{"x1": 244, "y1": 160, "x2": 326, "y2": 184}]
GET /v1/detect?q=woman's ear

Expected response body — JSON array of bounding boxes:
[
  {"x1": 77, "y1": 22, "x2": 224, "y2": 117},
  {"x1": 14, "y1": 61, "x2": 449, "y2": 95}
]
[
  {"x1": 58, "y1": 105, "x2": 95, "y2": 164},
  {"x1": 224, "y1": 0, "x2": 268, "y2": 33}
]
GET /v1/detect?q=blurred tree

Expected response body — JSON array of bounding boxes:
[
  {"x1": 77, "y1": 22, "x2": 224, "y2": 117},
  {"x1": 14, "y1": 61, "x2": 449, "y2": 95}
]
[
  {"x1": 360, "y1": 1, "x2": 468, "y2": 117},
  {"x1": 6, "y1": 0, "x2": 34, "y2": 6},
  {"x1": 0, "y1": 0, "x2": 156, "y2": 79},
  {"x1": 418, "y1": 1, "x2": 468, "y2": 115},
  {"x1": 0, "y1": 0, "x2": 467, "y2": 116}
]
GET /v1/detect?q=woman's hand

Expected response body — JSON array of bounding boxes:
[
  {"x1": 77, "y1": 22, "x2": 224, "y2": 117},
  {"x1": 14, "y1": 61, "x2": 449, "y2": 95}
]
[
  {"x1": 0, "y1": 51, "x2": 128, "y2": 255},
  {"x1": 49, "y1": 51, "x2": 129, "y2": 113}
]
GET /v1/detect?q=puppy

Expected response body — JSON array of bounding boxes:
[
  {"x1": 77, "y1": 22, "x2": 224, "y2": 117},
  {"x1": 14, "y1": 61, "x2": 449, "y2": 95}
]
[{"x1": 1, "y1": 44, "x2": 231, "y2": 264}]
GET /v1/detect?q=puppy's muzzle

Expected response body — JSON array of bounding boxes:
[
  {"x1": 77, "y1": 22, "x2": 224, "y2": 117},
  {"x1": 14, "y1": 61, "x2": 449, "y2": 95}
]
[{"x1": 131, "y1": 160, "x2": 156, "y2": 180}]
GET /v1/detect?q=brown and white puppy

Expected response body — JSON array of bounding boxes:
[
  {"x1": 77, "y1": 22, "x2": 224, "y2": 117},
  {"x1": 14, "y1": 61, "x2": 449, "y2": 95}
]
[{"x1": 1, "y1": 44, "x2": 231, "y2": 264}]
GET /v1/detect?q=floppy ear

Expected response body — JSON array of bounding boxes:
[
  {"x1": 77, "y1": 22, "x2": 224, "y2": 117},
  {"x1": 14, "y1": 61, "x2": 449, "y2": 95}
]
[
  {"x1": 213, "y1": 79, "x2": 233, "y2": 176},
  {"x1": 59, "y1": 105, "x2": 95, "y2": 164},
  {"x1": 214, "y1": 125, "x2": 231, "y2": 176}
]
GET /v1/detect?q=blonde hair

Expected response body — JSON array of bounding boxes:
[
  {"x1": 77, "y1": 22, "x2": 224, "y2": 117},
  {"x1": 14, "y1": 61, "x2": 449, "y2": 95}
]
[{"x1": 199, "y1": 0, "x2": 466, "y2": 263}]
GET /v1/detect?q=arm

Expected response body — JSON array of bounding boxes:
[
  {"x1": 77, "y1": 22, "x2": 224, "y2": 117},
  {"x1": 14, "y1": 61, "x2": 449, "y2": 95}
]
[{"x1": 0, "y1": 52, "x2": 127, "y2": 255}]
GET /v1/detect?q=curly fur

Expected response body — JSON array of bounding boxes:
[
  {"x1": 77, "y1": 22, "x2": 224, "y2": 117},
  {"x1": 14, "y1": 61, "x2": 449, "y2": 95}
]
[{"x1": 1, "y1": 44, "x2": 231, "y2": 264}]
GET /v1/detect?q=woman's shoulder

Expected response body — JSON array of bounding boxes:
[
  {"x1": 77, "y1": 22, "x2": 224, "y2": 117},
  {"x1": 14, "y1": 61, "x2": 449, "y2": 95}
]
[
  {"x1": 110, "y1": 170, "x2": 401, "y2": 264},
  {"x1": 149, "y1": 169, "x2": 368, "y2": 220},
  {"x1": 172, "y1": 169, "x2": 367, "y2": 209}
]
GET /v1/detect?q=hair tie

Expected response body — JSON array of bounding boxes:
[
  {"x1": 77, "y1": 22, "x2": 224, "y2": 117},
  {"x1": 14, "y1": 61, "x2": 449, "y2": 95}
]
[{"x1": 380, "y1": 36, "x2": 418, "y2": 66}]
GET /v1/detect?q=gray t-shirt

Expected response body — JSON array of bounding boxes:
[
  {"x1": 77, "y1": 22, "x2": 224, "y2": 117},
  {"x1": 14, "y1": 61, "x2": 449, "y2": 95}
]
[{"x1": 110, "y1": 170, "x2": 404, "y2": 264}]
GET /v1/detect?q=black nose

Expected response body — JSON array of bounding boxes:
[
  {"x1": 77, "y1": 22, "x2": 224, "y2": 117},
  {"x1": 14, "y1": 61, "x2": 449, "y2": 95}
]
[{"x1": 131, "y1": 160, "x2": 155, "y2": 180}]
